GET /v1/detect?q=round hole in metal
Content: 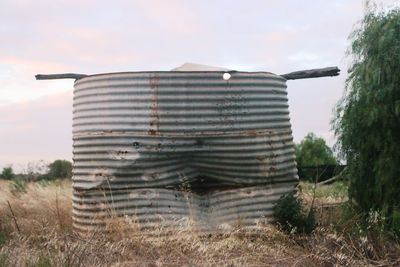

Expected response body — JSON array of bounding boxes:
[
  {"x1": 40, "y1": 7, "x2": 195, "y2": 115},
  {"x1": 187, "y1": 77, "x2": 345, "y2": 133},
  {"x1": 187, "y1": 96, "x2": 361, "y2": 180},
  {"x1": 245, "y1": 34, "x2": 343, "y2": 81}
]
[{"x1": 223, "y1": 73, "x2": 231, "y2": 80}]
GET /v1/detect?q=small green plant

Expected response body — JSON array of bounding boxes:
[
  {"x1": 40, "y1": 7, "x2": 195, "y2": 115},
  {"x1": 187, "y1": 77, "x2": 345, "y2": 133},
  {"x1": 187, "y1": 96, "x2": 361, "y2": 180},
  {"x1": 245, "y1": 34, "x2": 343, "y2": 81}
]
[
  {"x1": 273, "y1": 192, "x2": 316, "y2": 234},
  {"x1": 9, "y1": 178, "x2": 27, "y2": 195}
]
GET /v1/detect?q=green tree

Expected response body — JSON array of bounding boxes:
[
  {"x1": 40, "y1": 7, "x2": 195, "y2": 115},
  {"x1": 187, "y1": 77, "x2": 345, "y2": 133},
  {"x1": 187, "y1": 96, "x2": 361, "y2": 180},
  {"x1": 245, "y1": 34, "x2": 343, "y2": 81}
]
[
  {"x1": 47, "y1": 160, "x2": 72, "y2": 179},
  {"x1": 0, "y1": 166, "x2": 16, "y2": 180},
  {"x1": 295, "y1": 133, "x2": 337, "y2": 167},
  {"x1": 333, "y1": 6, "x2": 400, "y2": 236}
]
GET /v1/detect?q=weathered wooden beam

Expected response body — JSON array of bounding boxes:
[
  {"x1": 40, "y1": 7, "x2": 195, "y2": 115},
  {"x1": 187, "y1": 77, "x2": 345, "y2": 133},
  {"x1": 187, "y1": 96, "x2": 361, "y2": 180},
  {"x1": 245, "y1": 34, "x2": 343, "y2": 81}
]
[
  {"x1": 280, "y1": 67, "x2": 340, "y2": 80},
  {"x1": 35, "y1": 73, "x2": 88, "y2": 80},
  {"x1": 35, "y1": 67, "x2": 340, "y2": 81},
  {"x1": 317, "y1": 167, "x2": 346, "y2": 186}
]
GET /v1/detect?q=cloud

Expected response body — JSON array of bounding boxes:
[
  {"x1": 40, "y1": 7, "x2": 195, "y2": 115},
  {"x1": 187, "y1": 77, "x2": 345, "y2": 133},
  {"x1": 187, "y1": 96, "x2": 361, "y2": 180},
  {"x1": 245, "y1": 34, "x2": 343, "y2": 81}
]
[
  {"x1": 0, "y1": 57, "x2": 72, "y2": 104},
  {"x1": 0, "y1": 91, "x2": 73, "y2": 171}
]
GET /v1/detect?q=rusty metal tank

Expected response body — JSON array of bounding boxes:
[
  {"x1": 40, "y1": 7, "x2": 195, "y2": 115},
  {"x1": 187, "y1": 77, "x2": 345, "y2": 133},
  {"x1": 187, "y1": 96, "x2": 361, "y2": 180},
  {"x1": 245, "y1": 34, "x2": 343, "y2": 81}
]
[{"x1": 70, "y1": 71, "x2": 298, "y2": 232}]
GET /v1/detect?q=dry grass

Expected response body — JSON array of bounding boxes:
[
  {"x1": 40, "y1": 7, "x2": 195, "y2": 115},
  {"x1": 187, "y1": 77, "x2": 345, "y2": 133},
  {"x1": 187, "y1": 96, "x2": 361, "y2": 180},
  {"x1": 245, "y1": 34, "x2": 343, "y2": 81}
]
[
  {"x1": 0, "y1": 180, "x2": 399, "y2": 267},
  {"x1": 299, "y1": 181, "x2": 349, "y2": 227}
]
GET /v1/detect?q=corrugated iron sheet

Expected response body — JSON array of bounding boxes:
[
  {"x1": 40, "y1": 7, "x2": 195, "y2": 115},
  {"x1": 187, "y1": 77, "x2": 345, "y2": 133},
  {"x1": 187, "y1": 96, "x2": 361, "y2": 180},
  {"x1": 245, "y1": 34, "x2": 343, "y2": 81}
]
[{"x1": 72, "y1": 71, "x2": 298, "y2": 232}]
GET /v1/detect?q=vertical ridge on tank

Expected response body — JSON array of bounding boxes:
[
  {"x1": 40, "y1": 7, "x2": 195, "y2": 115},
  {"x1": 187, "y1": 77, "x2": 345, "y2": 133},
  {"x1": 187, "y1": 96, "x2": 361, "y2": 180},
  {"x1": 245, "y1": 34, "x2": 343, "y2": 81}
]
[{"x1": 72, "y1": 71, "x2": 298, "y2": 232}]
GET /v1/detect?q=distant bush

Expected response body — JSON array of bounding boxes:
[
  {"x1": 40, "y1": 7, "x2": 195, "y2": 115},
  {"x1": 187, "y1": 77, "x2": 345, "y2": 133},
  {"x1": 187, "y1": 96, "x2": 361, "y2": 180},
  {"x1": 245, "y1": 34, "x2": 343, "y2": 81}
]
[
  {"x1": 295, "y1": 133, "x2": 337, "y2": 167},
  {"x1": 273, "y1": 192, "x2": 316, "y2": 234},
  {"x1": 47, "y1": 160, "x2": 72, "y2": 179},
  {"x1": 0, "y1": 166, "x2": 16, "y2": 180},
  {"x1": 295, "y1": 133, "x2": 339, "y2": 181}
]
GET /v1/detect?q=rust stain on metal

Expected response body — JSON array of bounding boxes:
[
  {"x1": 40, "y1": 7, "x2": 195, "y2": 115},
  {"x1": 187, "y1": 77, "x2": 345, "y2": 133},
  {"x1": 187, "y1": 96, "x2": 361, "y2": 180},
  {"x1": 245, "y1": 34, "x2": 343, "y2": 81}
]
[{"x1": 246, "y1": 130, "x2": 260, "y2": 137}]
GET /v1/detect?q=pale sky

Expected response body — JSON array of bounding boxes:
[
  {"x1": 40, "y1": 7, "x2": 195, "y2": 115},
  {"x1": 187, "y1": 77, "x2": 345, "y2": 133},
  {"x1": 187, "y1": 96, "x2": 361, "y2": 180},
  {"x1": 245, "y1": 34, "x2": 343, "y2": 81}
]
[{"x1": 0, "y1": 0, "x2": 398, "y2": 171}]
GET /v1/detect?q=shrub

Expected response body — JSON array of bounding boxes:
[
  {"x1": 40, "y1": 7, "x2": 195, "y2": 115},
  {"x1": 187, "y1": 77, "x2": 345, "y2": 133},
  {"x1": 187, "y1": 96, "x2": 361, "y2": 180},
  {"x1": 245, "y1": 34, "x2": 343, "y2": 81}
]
[
  {"x1": 47, "y1": 160, "x2": 72, "y2": 179},
  {"x1": 273, "y1": 192, "x2": 316, "y2": 234},
  {"x1": 0, "y1": 166, "x2": 16, "y2": 180}
]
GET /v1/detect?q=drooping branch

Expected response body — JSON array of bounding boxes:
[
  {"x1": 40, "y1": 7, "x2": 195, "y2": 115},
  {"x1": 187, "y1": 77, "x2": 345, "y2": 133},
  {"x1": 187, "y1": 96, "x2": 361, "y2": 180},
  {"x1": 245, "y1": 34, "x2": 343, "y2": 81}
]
[
  {"x1": 35, "y1": 73, "x2": 88, "y2": 80},
  {"x1": 280, "y1": 67, "x2": 340, "y2": 80}
]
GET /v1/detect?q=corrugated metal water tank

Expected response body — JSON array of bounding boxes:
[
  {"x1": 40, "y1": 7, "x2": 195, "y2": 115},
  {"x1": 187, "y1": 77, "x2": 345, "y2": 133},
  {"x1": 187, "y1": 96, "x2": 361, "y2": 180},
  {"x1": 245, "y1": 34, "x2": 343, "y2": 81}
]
[{"x1": 72, "y1": 71, "x2": 298, "y2": 232}]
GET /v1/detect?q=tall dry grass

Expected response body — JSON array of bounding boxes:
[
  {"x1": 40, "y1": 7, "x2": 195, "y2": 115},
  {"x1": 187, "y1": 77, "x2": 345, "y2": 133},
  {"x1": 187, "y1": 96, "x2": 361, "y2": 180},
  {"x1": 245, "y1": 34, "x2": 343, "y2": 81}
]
[{"x1": 0, "y1": 180, "x2": 399, "y2": 267}]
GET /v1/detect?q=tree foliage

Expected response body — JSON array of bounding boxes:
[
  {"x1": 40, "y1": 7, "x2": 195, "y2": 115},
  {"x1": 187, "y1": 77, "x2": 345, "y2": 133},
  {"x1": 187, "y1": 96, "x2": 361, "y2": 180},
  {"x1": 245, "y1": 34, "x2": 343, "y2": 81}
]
[
  {"x1": 0, "y1": 166, "x2": 16, "y2": 180},
  {"x1": 47, "y1": 160, "x2": 72, "y2": 179},
  {"x1": 295, "y1": 133, "x2": 337, "y2": 167},
  {"x1": 333, "y1": 6, "x2": 400, "y2": 236}
]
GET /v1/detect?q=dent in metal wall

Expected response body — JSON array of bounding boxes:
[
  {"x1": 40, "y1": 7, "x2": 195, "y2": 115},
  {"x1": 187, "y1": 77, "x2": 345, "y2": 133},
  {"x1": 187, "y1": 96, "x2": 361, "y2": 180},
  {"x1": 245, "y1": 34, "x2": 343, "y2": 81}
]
[{"x1": 72, "y1": 71, "x2": 298, "y2": 232}]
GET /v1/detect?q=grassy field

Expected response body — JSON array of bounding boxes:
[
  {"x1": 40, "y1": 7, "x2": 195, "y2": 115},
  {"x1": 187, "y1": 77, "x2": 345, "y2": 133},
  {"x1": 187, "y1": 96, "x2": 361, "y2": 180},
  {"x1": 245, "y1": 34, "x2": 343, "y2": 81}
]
[{"x1": 0, "y1": 179, "x2": 399, "y2": 267}]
